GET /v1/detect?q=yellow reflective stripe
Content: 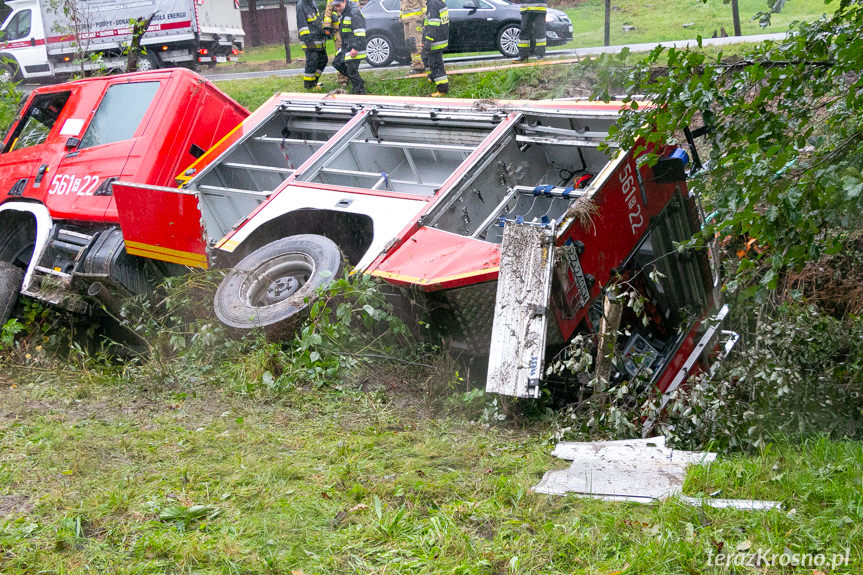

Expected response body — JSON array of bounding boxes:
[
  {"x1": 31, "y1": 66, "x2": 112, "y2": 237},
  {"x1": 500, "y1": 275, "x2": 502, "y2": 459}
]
[
  {"x1": 124, "y1": 241, "x2": 208, "y2": 268},
  {"x1": 430, "y1": 40, "x2": 447, "y2": 49},
  {"x1": 307, "y1": 16, "x2": 317, "y2": 21},
  {"x1": 400, "y1": 10, "x2": 422, "y2": 17}
]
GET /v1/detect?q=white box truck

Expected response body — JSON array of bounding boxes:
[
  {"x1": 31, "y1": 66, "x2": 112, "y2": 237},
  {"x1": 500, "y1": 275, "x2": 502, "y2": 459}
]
[{"x1": 0, "y1": 0, "x2": 245, "y2": 80}]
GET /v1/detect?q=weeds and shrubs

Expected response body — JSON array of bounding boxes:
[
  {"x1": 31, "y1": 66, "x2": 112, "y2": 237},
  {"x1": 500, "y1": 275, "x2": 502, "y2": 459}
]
[
  {"x1": 548, "y1": 300, "x2": 863, "y2": 452},
  {"x1": 663, "y1": 305, "x2": 863, "y2": 451}
]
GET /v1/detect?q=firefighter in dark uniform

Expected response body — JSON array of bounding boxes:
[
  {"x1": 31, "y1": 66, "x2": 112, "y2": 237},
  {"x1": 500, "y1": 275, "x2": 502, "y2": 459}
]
[
  {"x1": 515, "y1": 0, "x2": 546, "y2": 61},
  {"x1": 331, "y1": 0, "x2": 367, "y2": 94},
  {"x1": 296, "y1": 0, "x2": 327, "y2": 89},
  {"x1": 421, "y1": 0, "x2": 449, "y2": 96},
  {"x1": 323, "y1": 0, "x2": 349, "y2": 87}
]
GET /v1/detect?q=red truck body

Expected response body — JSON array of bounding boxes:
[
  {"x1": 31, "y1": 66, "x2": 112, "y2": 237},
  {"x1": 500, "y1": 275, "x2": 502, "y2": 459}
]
[{"x1": 113, "y1": 92, "x2": 734, "y2": 399}]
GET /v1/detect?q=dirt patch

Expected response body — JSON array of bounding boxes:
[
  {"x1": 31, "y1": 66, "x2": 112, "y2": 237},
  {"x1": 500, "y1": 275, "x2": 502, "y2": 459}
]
[{"x1": 0, "y1": 494, "x2": 33, "y2": 518}]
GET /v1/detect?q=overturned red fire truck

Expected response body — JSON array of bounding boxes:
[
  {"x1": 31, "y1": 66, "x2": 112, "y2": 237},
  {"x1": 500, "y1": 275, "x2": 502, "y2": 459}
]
[{"x1": 109, "y1": 90, "x2": 736, "y2": 400}]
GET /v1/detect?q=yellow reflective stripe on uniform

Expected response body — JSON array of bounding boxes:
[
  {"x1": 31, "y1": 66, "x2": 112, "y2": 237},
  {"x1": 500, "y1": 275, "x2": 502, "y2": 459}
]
[
  {"x1": 307, "y1": 16, "x2": 317, "y2": 21},
  {"x1": 354, "y1": 28, "x2": 366, "y2": 34},
  {"x1": 400, "y1": 10, "x2": 423, "y2": 18},
  {"x1": 535, "y1": 40, "x2": 547, "y2": 45},
  {"x1": 300, "y1": 27, "x2": 310, "y2": 35},
  {"x1": 343, "y1": 16, "x2": 352, "y2": 23},
  {"x1": 425, "y1": 19, "x2": 441, "y2": 25},
  {"x1": 433, "y1": 75, "x2": 448, "y2": 84},
  {"x1": 430, "y1": 40, "x2": 447, "y2": 49},
  {"x1": 345, "y1": 52, "x2": 366, "y2": 60},
  {"x1": 323, "y1": 16, "x2": 332, "y2": 25}
]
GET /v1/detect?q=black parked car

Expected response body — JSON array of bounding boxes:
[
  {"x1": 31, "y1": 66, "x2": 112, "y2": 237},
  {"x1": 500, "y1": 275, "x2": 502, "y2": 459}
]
[{"x1": 361, "y1": 0, "x2": 573, "y2": 67}]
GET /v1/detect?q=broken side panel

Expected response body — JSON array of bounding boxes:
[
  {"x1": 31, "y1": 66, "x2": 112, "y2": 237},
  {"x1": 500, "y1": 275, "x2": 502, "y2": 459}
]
[
  {"x1": 486, "y1": 222, "x2": 556, "y2": 399},
  {"x1": 113, "y1": 182, "x2": 209, "y2": 268}
]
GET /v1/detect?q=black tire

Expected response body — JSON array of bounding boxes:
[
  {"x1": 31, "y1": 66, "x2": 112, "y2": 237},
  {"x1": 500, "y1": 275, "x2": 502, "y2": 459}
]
[
  {"x1": 0, "y1": 261, "x2": 24, "y2": 326},
  {"x1": 0, "y1": 58, "x2": 21, "y2": 83},
  {"x1": 214, "y1": 234, "x2": 345, "y2": 335},
  {"x1": 134, "y1": 51, "x2": 162, "y2": 72},
  {"x1": 496, "y1": 23, "x2": 521, "y2": 59},
  {"x1": 366, "y1": 33, "x2": 396, "y2": 68}
]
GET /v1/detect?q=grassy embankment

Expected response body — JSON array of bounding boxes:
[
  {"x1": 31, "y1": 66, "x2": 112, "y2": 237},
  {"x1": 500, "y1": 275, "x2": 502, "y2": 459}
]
[{"x1": 0, "y1": 365, "x2": 861, "y2": 573}]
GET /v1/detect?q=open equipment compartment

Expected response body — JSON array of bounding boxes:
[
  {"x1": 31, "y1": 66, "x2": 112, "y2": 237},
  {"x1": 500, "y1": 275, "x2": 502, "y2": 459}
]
[
  {"x1": 427, "y1": 109, "x2": 619, "y2": 242},
  {"x1": 294, "y1": 107, "x2": 500, "y2": 196}
]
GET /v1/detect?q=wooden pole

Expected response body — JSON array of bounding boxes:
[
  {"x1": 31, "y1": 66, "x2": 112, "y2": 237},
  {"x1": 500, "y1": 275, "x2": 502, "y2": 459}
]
[
  {"x1": 604, "y1": 0, "x2": 611, "y2": 46},
  {"x1": 594, "y1": 285, "x2": 622, "y2": 389},
  {"x1": 248, "y1": 0, "x2": 260, "y2": 47},
  {"x1": 279, "y1": 0, "x2": 292, "y2": 63},
  {"x1": 731, "y1": 0, "x2": 742, "y2": 36}
]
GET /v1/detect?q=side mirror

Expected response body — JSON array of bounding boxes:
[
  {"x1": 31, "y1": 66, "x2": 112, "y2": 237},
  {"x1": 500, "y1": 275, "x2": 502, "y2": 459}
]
[
  {"x1": 464, "y1": 0, "x2": 478, "y2": 11},
  {"x1": 65, "y1": 137, "x2": 79, "y2": 148}
]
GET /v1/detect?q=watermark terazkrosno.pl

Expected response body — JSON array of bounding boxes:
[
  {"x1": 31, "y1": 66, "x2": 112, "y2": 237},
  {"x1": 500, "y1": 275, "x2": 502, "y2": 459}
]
[{"x1": 708, "y1": 547, "x2": 851, "y2": 569}]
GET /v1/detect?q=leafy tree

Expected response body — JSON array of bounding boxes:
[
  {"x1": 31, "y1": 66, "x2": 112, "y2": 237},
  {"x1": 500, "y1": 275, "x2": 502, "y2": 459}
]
[{"x1": 597, "y1": 0, "x2": 863, "y2": 300}]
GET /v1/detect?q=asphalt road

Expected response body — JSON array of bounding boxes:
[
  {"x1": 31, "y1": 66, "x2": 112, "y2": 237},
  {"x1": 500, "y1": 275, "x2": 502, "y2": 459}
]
[{"x1": 201, "y1": 32, "x2": 786, "y2": 83}]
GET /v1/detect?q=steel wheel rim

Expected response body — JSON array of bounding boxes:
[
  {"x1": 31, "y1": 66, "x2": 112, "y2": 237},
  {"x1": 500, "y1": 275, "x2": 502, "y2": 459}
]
[
  {"x1": 501, "y1": 27, "x2": 520, "y2": 56},
  {"x1": 240, "y1": 252, "x2": 316, "y2": 308},
  {"x1": 366, "y1": 37, "x2": 390, "y2": 65}
]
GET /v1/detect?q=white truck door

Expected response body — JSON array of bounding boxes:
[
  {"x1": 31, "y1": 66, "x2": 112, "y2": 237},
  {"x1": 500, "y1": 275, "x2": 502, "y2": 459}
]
[{"x1": 0, "y1": 1, "x2": 50, "y2": 79}]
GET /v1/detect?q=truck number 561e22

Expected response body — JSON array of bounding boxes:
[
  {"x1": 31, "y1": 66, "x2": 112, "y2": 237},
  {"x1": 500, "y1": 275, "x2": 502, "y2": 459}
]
[{"x1": 48, "y1": 174, "x2": 100, "y2": 196}]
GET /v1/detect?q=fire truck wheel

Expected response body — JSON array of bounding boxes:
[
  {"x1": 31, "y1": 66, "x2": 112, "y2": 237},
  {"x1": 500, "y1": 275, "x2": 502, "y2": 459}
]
[
  {"x1": 0, "y1": 261, "x2": 24, "y2": 326},
  {"x1": 214, "y1": 234, "x2": 345, "y2": 336}
]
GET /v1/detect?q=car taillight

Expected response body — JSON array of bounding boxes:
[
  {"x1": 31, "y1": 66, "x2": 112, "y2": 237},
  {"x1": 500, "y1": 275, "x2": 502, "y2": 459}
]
[
  {"x1": 231, "y1": 47, "x2": 239, "y2": 56},
  {"x1": 198, "y1": 48, "x2": 208, "y2": 56}
]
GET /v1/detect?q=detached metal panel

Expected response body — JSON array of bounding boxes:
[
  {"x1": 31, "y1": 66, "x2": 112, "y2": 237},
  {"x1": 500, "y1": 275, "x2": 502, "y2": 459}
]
[{"x1": 486, "y1": 222, "x2": 555, "y2": 399}]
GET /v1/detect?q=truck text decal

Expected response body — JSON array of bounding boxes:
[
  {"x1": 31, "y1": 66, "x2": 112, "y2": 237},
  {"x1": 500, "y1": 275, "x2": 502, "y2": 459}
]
[
  {"x1": 619, "y1": 162, "x2": 644, "y2": 235},
  {"x1": 48, "y1": 174, "x2": 101, "y2": 196}
]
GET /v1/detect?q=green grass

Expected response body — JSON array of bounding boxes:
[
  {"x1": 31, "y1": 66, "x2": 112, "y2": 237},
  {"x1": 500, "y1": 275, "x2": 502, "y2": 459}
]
[
  {"x1": 561, "y1": 0, "x2": 836, "y2": 48},
  {"x1": 0, "y1": 367, "x2": 860, "y2": 574},
  {"x1": 213, "y1": 45, "x2": 748, "y2": 109}
]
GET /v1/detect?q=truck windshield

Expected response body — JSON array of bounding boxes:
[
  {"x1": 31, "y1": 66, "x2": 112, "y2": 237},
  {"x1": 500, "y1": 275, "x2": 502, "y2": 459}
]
[
  {"x1": 79, "y1": 82, "x2": 160, "y2": 149},
  {"x1": 1, "y1": 10, "x2": 32, "y2": 40},
  {"x1": 2, "y1": 91, "x2": 71, "y2": 153}
]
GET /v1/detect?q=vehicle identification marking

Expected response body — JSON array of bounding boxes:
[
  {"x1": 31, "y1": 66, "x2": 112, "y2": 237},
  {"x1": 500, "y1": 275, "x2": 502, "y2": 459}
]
[
  {"x1": 557, "y1": 239, "x2": 590, "y2": 314},
  {"x1": 619, "y1": 161, "x2": 644, "y2": 235},
  {"x1": 48, "y1": 174, "x2": 101, "y2": 196}
]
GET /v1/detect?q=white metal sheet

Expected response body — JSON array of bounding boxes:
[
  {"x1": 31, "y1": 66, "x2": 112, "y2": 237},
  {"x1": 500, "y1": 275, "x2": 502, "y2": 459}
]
[{"x1": 486, "y1": 223, "x2": 555, "y2": 398}]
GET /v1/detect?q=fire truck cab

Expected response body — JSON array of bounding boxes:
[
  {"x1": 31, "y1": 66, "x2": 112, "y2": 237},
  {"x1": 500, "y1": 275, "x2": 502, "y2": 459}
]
[{"x1": 0, "y1": 68, "x2": 248, "y2": 322}]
